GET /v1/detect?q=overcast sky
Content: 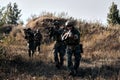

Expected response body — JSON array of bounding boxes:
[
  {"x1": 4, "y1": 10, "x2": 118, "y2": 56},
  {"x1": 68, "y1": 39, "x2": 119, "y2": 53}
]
[{"x1": 1, "y1": 0, "x2": 120, "y2": 25}]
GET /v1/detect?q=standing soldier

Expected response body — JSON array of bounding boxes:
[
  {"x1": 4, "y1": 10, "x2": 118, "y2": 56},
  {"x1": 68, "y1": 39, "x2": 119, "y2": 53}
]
[
  {"x1": 34, "y1": 29, "x2": 42, "y2": 53},
  {"x1": 51, "y1": 21, "x2": 66, "y2": 69},
  {"x1": 24, "y1": 28, "x2": 35, "y2": 57},
  {"x1": 62, "y1": 20, "x2": 82, "y2": 76}
]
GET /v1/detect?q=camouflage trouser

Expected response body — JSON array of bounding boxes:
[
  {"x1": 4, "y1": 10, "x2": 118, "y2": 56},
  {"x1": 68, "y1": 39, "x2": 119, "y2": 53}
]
[
  {"x1": 53, "y1": 43, "x2": 66, "y2": 66},
  {"x1": 34, "y1": 41, "x2": 41, "y2": 53},
  {"x1": 66, "y1": 44, "x2": 81, "y2": 71},
  {"x1": 28, "y1": 41, "x2": 35, "y2": 57}
]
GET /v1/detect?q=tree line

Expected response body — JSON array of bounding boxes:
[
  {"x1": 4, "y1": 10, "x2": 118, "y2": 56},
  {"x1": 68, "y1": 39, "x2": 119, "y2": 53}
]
[
  {"x1": 0, "y1": 2, "x2": 120, "y2": 26},
  {"x1": 0, "y1": 2, "x2": 22, "y2": 26}
]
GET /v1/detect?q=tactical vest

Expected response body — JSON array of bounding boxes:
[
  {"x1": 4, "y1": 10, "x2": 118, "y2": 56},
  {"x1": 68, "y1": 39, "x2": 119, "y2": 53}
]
[{"x1": 65, "y1": 28, "x2": 80, "y2": 46}]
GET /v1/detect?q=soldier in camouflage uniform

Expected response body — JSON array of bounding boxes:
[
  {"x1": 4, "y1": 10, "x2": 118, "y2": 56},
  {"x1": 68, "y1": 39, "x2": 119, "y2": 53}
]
[
  {"x1": 51, "y1": 21, "x2": 66, "y2": 69},
  {"x1": 24, "y1": 28, "x2": 35, "y2": 57},
  {"x1": 34, "y1": 29, "x2": 42, "y2": 53},
  {"x1": 62, "y1": 20, "x2": 82, "y2": 76}
]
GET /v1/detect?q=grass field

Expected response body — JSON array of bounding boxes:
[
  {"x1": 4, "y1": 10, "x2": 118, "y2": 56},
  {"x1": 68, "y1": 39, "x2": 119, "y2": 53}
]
[{"x1": 0, "y1": 21, "x2": 120, "y2": 80}]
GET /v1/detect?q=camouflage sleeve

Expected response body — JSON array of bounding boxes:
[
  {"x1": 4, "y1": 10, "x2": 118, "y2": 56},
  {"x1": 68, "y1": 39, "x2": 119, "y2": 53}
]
[
  {"x1": 71, "y1": 28, "x2": 80, "y2": 44},
  {"x1": 74, "y1": 28, "x2": 80, "y2": 39}
]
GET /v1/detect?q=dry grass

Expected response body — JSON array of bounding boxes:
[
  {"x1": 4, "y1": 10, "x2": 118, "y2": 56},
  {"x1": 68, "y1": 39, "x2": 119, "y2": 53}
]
[{"x1": 0, "y1": 20, "x2": 120, "y2": 80}]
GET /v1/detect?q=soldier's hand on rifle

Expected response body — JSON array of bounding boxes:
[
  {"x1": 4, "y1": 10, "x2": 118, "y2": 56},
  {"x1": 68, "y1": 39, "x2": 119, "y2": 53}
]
[{"x1": 61, "y1": 32, "x2": 68, "y2": 40}]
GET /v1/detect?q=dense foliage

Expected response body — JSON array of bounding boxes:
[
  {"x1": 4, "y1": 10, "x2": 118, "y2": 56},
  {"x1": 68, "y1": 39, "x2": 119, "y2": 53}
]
[
  {"x1": 107, "y1": 2, "x2": 120, "y2": 25},
  {"x1": 0, "y1": 2, "x2": 22, "y2": 26}
]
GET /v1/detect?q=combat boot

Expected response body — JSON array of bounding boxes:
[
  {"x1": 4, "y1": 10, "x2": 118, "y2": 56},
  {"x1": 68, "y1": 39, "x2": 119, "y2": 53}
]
[
  {"x1": 55, "y1": 62, "x2": 60, "y2": 69},
  {"x1": 69, "y1": 69, "x2": 77, "y2": 76}
]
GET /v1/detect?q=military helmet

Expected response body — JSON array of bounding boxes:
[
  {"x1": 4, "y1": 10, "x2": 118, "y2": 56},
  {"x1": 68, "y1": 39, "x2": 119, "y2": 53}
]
[
  {"x1": 65, "y1": 20, "x2": 76, "y2": 27},
  {"x1": 54, "y1": 21, "x2": 60, "y2": 26},
  {"x1": 27, "y1": 28, "x2": 31, "y2": 31}
]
